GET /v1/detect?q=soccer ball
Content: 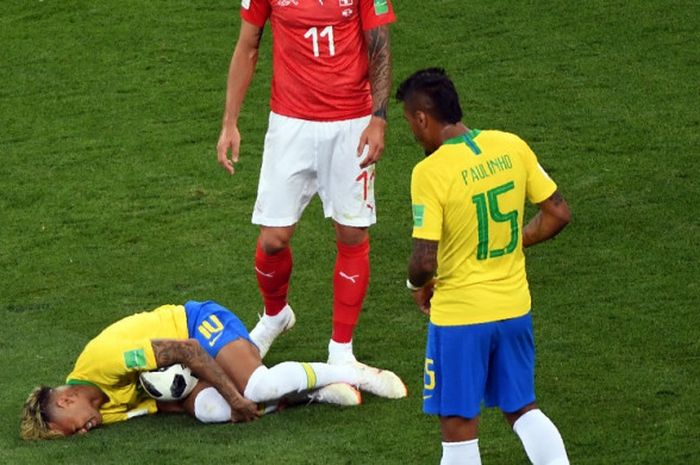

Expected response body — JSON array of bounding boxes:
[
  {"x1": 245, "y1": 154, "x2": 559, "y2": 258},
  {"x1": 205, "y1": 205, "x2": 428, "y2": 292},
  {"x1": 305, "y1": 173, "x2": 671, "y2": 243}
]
[{"x1": 139, "y1": 364, "x2": 199, "y2": 401}]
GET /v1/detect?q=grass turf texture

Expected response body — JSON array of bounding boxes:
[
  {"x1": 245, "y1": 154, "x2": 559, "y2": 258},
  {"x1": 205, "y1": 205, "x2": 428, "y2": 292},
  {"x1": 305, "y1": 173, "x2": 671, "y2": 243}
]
[{"x1": 1, "y1": 0, "x2": 698, "y2": 463}]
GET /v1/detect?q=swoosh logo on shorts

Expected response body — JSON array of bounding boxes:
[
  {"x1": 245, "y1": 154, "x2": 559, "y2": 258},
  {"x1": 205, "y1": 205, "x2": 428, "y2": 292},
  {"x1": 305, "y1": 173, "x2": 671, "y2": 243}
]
[{"x1": 209, "y1": 332, "x2": 224, "y2": 347}]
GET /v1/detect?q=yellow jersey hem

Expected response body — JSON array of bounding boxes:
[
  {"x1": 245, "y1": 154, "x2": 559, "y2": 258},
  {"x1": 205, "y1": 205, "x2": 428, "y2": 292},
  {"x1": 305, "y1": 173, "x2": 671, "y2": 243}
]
[{"x1": 430, "y1": 307, "x2": 531, "y2": 326}]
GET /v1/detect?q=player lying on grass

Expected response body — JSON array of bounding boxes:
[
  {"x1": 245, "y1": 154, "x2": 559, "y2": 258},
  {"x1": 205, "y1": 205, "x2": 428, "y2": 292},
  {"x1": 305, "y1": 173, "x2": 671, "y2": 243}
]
[{"x1": 20, "y1": 300, "x2": 406, "y2": 439}]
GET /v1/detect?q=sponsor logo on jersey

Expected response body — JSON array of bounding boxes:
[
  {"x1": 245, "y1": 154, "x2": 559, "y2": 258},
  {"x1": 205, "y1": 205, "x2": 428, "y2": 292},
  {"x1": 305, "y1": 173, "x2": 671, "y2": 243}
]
[
  {"x1": 373, "y1": 0, "x2": 389, "y2": 15},
  {"x1": 277, "y1": 0, "x2": 298, "y2": 6},
  {"x1": 339, "y1": 0, "x2": 353, "y2": 6}
]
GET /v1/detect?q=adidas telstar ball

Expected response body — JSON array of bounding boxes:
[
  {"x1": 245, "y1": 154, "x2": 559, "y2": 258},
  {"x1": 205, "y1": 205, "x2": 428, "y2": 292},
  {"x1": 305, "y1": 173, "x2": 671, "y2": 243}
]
[{"x1": 139, "y1": 364, "x2": 199, "y2": 401}]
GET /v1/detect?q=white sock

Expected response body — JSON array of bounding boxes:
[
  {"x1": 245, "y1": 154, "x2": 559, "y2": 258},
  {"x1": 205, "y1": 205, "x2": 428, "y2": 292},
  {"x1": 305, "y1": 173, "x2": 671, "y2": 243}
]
[
  {"x1": 328, "y1": 339, "x2": 356, "y2": 364},
  {"x1": 193, "y1": 387, "x2": 231, "y2": 423},
  {"x1": 513, "y1": 409, "x2": 569, "y2": 465},
  {"x1": 243, "y1": 362, "x2": 359, "y2": 402},
  {"x1": 308, "y1": 362, "x2": 360, "y2": 386},
  {"x1": 193, "y1": 386, "x2": 280, "y2": 421},
  {"x1": 440, "y1": 439, "x2": 481, "y2": 465}
]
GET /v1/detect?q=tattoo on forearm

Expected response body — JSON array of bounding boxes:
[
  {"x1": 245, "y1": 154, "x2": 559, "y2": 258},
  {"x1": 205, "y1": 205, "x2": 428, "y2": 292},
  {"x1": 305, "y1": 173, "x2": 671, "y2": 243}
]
[
  {"x1": 366, "y1": 25, "x2": 391, "y2": 120},
  {"x1": 409, "y1": 239, "x2": 438, "y2": 285},
  {"x1": 152, "y1": 340, "x2": 241, "y2": 403},
  {"x1": 152, "y1": 339, "x2": 196, "y2": 367}
]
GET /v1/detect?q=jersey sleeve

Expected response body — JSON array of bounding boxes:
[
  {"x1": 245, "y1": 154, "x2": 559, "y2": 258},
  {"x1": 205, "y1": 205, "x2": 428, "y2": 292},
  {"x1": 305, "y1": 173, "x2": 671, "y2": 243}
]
[
  {"x1": 101, "y1": 399, "x2": 157, "y2": 425},
  {"x1": 67, "y1": 336, "x2": 159, "y2": 386},
  {"x1": 519, "y1": 139, "x2": 558, "y2": 204},
  {"x1": 240, "y1": 0, "x2": 271, "y2": 28},
  {"x1": 359, "y1": 0, "x2": 396, "y2": 31},
  {"x1": 411, "y1": 163, "x2": 443, "y2": 241}
]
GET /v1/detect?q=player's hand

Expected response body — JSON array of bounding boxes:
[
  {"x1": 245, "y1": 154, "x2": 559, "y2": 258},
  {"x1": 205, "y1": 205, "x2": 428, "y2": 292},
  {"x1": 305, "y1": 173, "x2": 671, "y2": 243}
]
[
  {"x1": 229, "y1": 397, "x2": 261, "y2": 423},
  {"x1": 217, "y1": 123, "x2": 241, "y2": 175},
  {"x1": 410, "y1": 280, "x2": 435, "y2": 316},
  {"x1": 357, "y1": 116, "x2": 386, "y2": 168}
]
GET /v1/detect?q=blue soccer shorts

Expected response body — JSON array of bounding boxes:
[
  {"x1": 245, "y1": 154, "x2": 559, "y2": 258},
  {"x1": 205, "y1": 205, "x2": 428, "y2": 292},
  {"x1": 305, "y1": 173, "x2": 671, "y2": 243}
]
[
  {"x1": 184, "y1": 300, "x2": 256, "y2": 358},
  {"x1": 423, "y1": 312, "x2": 536, "y2": 419}
]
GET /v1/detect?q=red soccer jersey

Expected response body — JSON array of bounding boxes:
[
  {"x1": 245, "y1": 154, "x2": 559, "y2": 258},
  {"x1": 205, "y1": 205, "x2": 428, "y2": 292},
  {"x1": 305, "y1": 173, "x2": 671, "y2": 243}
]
[{"x1": 241, "y1": 0, "x2": 396, "y2": 121}]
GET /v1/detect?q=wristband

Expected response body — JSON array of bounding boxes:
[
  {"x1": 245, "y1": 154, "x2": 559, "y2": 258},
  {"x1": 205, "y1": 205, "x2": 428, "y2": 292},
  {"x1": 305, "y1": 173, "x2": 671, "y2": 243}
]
[{"x1": 406, "y1": 279, "x2": 422, "y2": 291}]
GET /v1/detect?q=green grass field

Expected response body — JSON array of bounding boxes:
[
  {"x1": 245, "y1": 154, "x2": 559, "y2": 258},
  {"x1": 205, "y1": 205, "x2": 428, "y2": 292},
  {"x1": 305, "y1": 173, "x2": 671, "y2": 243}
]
[{"x1": 1, "y1": 0, "x2": 698, "y2": 463}]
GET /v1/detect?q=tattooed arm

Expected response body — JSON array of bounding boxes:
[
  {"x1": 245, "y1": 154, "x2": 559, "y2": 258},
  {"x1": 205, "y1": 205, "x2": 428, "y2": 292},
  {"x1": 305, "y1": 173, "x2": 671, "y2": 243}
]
[
  {"x1": 151, "y1": 339, "x2": 260, "y2": 422},
  {"x1": 357, "y1": 24, "x2": 392, "y2": 168},
  {"x1": 408, "y1": 238, "x2": 439, "y2": 315},
  {"x1": 409, "y1": 238, "x2": 438, "y2": 287},
  {"x1": 522, "y1": 190, "x2": 572, "y2": 248},
  {"x1": 366, "y1": 24, "x2": 392, "y2": 121}
]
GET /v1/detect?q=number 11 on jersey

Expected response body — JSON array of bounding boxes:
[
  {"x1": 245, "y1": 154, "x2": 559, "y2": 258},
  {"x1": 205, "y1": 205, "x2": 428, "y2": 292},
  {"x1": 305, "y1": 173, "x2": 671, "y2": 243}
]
[{"x1": 304, "y1": 26, "x2": 335, "y2": 57}]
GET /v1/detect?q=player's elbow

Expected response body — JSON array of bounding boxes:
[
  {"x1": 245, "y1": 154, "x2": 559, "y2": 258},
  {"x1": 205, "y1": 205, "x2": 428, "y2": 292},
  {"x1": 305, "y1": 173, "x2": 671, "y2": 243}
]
[
  {"x1": 245, "y1": 47, "x2": 259, "y2": 63},
  {"x1": 542, "y1": 193, "x2": 572, "y2": 231},
  {"x1": 555, "y1": 201, "x2": 572, "y2": 228},
  {"x1": 544, "y1": 203, "x2": 571, "y2": 239},
  {"x1": 184, "y1": 338, "x2": 204, "y2": 355},
  {"x1": 233, "y1": 45, "x2": 259, "y2": 66},
  {"x1": 174, "y1": 339, "x2": 205, "y2": 365}
]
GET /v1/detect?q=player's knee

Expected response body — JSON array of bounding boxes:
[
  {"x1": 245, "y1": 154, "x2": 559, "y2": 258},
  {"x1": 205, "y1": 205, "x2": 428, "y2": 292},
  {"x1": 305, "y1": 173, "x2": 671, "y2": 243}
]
[
  {"x1": 193, "y1": 387, "x2": 231, "y2": 423},
  {"x1": 259, "y1": 229, "x2": 293, "y2": 254},
  {"x1": 504, "y1": 402, "x2": 538, "y2": 426},
  {"x1": 243, "y1": 365, "x2": 278, "y2": 402},
  {"x1": 334, "y1": 224, "x2": 368, "y2": 245},
  {"x1": 243, "y1": 363, "x2": 302, "y2": 402},
  {"x1": 440, "y1": 416, "x2": 479, "y2": 442}
]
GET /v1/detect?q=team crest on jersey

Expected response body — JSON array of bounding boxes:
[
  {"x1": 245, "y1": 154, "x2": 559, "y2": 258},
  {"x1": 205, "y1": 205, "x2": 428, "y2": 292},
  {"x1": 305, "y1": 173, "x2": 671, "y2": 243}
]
[
  {"x1": 276, "y1": 0, "x2": 298, "y2": 6},
  {"x1": 342, "y1": 8, "x2": 353, "y2": 17},
  {"x1": 339, "y1": 0, "x2": 353, "y2": 6}
]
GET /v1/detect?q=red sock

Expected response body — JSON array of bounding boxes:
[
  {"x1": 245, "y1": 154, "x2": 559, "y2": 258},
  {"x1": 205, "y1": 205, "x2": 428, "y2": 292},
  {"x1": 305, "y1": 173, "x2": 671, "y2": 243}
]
[
  {"x1": 332, "y1": 238, "x2": 370, "y2": 343},
  {"x1": 255, "y1": 242, "x2": 292, "y2": 316}
]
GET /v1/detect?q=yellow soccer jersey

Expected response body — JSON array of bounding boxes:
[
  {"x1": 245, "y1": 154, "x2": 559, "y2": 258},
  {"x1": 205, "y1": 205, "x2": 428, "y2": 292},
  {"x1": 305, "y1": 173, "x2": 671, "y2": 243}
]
[
  {"x1": 66, "y1": 304, "x2": 189, "y2": 424},
  {"x1": 411, "y1": 129, "x2": 557, "y2": 326}
]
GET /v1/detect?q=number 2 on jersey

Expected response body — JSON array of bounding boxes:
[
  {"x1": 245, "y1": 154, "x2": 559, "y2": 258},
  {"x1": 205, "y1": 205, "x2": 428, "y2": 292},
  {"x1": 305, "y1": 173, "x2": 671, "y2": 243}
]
[
  {"x1": 304, "y1": 26, "x2": 335, "y2": 57},
  {"x1": 471, "y1": 181, "x2": 519, "y2": 260}
]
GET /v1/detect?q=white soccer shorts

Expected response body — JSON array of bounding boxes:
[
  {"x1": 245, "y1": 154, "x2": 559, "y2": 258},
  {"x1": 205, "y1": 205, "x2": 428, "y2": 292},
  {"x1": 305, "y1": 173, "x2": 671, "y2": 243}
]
[{"x1": 252, "y1": 112, "x2": 377, "y2": 228}]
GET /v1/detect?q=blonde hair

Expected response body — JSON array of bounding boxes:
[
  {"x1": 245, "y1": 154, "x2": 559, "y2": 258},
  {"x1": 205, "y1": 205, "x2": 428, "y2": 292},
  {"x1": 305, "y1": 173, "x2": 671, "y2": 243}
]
[{"x1": 19, "y1": 386, "x2": 63, "y2": 440}]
